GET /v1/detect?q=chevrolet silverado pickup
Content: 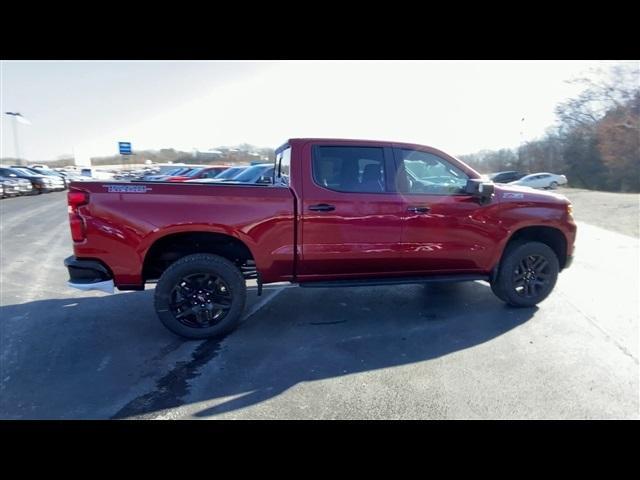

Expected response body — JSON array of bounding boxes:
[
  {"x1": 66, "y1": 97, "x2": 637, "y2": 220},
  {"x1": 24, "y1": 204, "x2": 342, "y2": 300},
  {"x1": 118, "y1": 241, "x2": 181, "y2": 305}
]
[{"x1": 64, "y1": 138, "x2": 576, "y2": 339}]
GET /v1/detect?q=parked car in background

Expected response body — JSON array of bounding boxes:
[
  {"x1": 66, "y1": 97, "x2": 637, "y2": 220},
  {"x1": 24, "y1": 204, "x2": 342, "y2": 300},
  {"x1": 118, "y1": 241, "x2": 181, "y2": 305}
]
[
  {"x1": 140, "y1": 167, "x2": 195, "y2": 182},
  {"x1": 57, "y1": 170, "x2": 92, "y2": 182},
  {"x1": 17, "y1": 166, "x2": 69, "y2": 189},
  {"x1": 0, "y1": 167, "x2": 59, "y2": 193},
  {"x1": 490, "y1": 171, "x2": 528, "y2": 184},
  {"x1": 0, "y1": 177, "x2": 19, "y2": 197},
  {"x1": 165, "y1": 165, "x2": 230, "y2": 182},
  {"x1": 218, "y1": 163, "x2": 274, "y2": 184},
  {"x1": 12, "y1": 166, "x2": 66, "y2": 190},
  {"x1": 199, "y1": 165, "x2": 250, "y2": 182},
  {"x1": 509, "y1": 173, "x2": 568, "y2": 190},
  {"x1": 112, "y1": 170, "x2": 140, "y2": 181},
  {"x1": 78, "y1": 168, "x2": 115, "y2": 180},
  {"x1": 0, "y1": 176, "x2": 34, "y2": 196}
]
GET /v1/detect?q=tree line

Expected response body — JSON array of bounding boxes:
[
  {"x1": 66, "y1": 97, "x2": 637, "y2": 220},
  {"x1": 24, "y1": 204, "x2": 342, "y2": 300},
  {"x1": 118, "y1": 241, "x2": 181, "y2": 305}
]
[{"x1": 459, "y1": 64, "x2": 639, "y2": 192}]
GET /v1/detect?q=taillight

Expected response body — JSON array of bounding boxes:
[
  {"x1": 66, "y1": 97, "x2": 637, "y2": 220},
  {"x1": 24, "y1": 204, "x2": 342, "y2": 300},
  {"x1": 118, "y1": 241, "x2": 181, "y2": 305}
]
[{"x1": 68, "y1": 189, "x2": 89, "y2": 242}]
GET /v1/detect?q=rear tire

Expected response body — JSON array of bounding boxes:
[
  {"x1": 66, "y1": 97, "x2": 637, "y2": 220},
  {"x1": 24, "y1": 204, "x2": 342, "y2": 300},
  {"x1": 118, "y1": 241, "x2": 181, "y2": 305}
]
[
  {"x1": 491, "y1": 241, "x2": 559, "y2": 307},
  {"x1": 154, "y1": 253, "x2": 247, "y2": 339},
  {"x1": 549, "y1": 181, "x2": 558, "y2": 189}
]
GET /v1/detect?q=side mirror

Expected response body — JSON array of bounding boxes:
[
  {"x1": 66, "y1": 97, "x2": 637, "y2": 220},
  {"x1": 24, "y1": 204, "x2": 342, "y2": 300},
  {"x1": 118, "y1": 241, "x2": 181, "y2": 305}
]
[
  {"x1": 465, "y1": 179, "x2": 495, "y2": 203},
  {"x1": 257, "y1": 175, "x2": 273, "y2": 184}
]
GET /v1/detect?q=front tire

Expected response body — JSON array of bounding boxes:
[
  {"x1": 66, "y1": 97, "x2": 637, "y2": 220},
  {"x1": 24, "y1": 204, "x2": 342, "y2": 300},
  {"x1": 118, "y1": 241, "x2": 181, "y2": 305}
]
[
  {"x1": 154, "y1": 253, "x2": 247, "y2": 339},
  {"x1": 549, "y1": 181, "x2": 558, "y2": 189},
  {"x1": 491, "y1": 241, "x2": 559, "y2": 307}
]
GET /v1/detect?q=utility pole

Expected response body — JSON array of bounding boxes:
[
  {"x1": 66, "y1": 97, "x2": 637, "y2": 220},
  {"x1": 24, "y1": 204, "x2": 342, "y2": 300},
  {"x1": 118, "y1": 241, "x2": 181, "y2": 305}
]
[
  {"x1": 5, "y1": 112, "x2": 31, "y2": 164},
  {"x1": 5, "y1": 111, "x2": 28, "y2": 162}
]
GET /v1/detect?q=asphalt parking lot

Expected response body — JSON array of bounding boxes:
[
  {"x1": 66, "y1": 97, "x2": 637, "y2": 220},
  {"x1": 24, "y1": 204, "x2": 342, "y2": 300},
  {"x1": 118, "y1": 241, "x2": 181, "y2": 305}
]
[{"x1": 0, "y1": 189, "x2": 638, "y2": 419}]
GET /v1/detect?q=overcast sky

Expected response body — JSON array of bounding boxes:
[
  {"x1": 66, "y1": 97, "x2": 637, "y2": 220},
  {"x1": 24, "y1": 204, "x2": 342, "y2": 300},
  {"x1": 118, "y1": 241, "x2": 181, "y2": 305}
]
[{"x1": 0, "y1": 60, "x2": 627, "y2": 163}]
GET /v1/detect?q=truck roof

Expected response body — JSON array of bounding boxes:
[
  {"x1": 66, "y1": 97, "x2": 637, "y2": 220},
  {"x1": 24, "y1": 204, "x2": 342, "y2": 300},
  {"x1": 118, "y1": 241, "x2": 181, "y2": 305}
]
[{"x1": 286, "y1": 138, "x2": 443, "y2": 150}]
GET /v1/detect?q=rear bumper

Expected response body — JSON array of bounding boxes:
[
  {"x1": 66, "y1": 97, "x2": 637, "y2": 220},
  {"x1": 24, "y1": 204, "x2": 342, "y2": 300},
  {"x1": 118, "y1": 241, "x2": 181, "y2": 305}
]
[{"x1": 64, "y1": 256, "x2": 114, "y2": 294}]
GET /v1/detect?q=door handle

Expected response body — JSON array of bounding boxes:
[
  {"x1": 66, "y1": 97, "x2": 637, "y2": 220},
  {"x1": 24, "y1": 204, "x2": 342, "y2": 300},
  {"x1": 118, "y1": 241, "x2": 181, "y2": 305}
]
[
  {"x1": 309, "y1": 203, "x2": 336, "y2": 212},
  {"x1": 407, "y1": 206, "x2": 430, "y2": 214}
]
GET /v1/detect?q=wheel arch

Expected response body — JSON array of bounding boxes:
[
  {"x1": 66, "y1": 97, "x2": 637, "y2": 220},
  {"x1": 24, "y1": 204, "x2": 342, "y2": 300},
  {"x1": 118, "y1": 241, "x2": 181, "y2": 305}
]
[
  {"x1": 142, "y1": 230, "x2": 256, "y2": 282},
  {"x1": 492, "y1": 225, "x2": 569, "y2": 280}
]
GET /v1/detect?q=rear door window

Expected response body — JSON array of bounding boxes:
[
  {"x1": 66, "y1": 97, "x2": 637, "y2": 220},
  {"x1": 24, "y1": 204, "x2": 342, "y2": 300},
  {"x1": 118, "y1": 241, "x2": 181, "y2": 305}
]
[{"x1": 312, "y1": 146, "x2": 386, "y2": 193}]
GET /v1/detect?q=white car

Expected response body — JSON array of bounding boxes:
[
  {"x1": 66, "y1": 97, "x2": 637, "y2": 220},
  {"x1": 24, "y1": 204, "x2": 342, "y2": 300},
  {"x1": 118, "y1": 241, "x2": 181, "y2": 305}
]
[{"x1": 509, "y1": 172, "x2": 567, "y2": 190}]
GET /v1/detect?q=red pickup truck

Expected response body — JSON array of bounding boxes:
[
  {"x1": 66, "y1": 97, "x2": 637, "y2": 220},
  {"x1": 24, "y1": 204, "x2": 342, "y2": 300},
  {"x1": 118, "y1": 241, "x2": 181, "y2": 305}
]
[{"x1": 64, "y1": 138, "x2": 576, "y2": 339}]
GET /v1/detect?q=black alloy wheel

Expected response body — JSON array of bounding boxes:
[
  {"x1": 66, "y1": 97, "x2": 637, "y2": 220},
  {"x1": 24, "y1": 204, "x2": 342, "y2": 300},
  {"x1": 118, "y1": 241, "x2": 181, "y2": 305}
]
[
  {"x1": 155, "y1": 253, "x2": 247, "y2": 339},
  {"x1": 491, "y1": 241, "x2": 560, "y2": 307},
  {"x1": 169, "y1": 273, "x2": 232, "y2": 328},
  {"x1": 512, "y1": 254, "x2": 552, "y2": 299}
]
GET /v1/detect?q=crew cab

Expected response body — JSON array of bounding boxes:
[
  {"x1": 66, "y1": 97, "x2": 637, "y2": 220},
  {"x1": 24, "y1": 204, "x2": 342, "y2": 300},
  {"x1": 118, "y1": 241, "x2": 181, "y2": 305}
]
[{"x1": 64, "y1": 138, "x2": 576, "y2": 339}]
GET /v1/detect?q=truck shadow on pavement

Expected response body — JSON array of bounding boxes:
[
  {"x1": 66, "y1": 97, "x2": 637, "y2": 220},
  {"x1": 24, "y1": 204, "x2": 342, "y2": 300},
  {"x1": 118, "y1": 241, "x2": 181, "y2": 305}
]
[{"x1": 0, "y1": 282, "x2": 538, "y2": 419}]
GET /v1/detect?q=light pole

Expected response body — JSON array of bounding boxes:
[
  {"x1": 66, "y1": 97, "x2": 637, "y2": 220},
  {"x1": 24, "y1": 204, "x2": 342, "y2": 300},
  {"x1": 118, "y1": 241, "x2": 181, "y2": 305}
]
[
  {"x1": 519, "y1": 116, "x2": 529, "y2": 172},
  {"x1": 4, "y1": 112, "x2": 31, "y2": 163}
]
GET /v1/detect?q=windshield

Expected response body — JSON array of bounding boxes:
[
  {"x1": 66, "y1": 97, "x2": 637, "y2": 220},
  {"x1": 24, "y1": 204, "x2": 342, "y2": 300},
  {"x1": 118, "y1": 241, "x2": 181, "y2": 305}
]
[
  {"x1": 155, "y1": 167, "x2": 187, "y2": 176},
  {"x1": 34, "y1": 168, "x2": 59, "y2": 176},
  {"x1": 215, "y1": 166, "x2": 245, "y2": 180},
  {"x1": 184, "y1": 167, "x2": 206, "y2": 177},
  {"x1": 175, "y1": 168, "x2": 196, "y2": 176},
  {"x1": 232, "y1": 165, "x2": 269, "y2": 182},
  {"x1": 150, "y1": 166, "x2": 185, "y2": 175},
  {"x1": 12, "y1": 168, "x2": 38, "y2": 176}
]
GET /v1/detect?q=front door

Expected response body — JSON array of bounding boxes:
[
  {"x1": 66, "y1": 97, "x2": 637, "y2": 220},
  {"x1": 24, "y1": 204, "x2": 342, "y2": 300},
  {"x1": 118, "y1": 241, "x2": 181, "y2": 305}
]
[
  {"x1": 394, "y1": 147, "x2": 494, "y2": 273},
  {"x1": 298, "y1": 143, "x2": 405, "y2": 279}
]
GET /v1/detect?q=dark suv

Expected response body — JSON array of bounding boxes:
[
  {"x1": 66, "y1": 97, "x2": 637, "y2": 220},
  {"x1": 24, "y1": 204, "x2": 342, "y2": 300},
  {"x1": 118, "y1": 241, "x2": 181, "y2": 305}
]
[{"x1": 490, "y1": 171, "x2": 528, "y2": 184}]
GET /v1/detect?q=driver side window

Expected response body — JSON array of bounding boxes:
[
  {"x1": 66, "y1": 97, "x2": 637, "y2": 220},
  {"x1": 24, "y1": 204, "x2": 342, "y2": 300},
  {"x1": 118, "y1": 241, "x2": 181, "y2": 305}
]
[{"x1": 399, "y1": 149, "x2": 468, "y2": 195}]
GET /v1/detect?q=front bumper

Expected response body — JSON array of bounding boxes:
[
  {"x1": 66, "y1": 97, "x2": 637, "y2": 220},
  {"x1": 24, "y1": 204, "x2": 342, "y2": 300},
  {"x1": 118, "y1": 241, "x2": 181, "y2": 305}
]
[
  {"x1": 564, "y1": 242, "x2": 575, "y2": 269},
  {"x1": 2, "y1": 187, "x2": 19, "y2": 196},
  {"x1": 64, "y1": 256, "x2": 114, "y2": 294},
  {"x1": 564, "y1": 253, "x2": 574, "y2": 269}
]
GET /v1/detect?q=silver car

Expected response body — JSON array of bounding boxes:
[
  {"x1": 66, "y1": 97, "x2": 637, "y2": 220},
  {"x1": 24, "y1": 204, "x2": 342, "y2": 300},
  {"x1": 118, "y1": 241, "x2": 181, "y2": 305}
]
[{"x1": 509, "y1": 173, "x2": 568, "y2": 190}]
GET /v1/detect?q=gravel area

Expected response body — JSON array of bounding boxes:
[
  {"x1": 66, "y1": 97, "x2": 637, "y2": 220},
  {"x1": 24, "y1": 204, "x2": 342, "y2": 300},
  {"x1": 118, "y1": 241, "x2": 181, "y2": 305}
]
[{"x1": 558, "y1": 187, "x2": 639, "y2": 238}]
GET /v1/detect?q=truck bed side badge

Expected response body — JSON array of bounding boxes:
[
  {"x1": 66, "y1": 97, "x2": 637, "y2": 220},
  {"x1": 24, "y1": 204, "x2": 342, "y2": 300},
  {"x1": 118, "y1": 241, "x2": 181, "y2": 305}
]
[
  {"x1": 103, "y1": 184, "x2": 151, "y2": 193},
  {"x1": 502, "y1": 192, "x2": 524, "y2": 199}
]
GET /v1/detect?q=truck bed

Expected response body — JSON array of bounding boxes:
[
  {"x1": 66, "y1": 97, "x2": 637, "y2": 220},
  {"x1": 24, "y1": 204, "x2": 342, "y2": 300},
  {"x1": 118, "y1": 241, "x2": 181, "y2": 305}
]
[{"x1": 70, "y1": 181, "x2": 296, "y2": 286}]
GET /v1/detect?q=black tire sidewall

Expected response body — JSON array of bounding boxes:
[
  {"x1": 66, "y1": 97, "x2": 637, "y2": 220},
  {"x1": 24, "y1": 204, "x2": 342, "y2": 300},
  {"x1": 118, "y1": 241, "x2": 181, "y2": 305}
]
[
  {"x1": 496, "y1": 241, "x2": 559, "y2": 307},
  {"x1": 154, "y1": 253, "x2": 247, "y2": 339}
]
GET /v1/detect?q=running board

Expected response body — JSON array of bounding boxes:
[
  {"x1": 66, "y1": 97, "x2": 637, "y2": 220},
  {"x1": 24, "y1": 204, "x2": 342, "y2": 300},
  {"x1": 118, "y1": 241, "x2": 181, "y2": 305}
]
[{"x1": 298, "y1": 274, "x2": 489, "y2": 289}]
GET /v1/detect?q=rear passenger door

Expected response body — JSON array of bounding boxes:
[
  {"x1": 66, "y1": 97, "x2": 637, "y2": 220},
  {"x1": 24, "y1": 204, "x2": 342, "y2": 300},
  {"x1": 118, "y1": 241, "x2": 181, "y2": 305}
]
[{"x1": 298, "y1": 143, "x2": 404, "y2": 279}]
